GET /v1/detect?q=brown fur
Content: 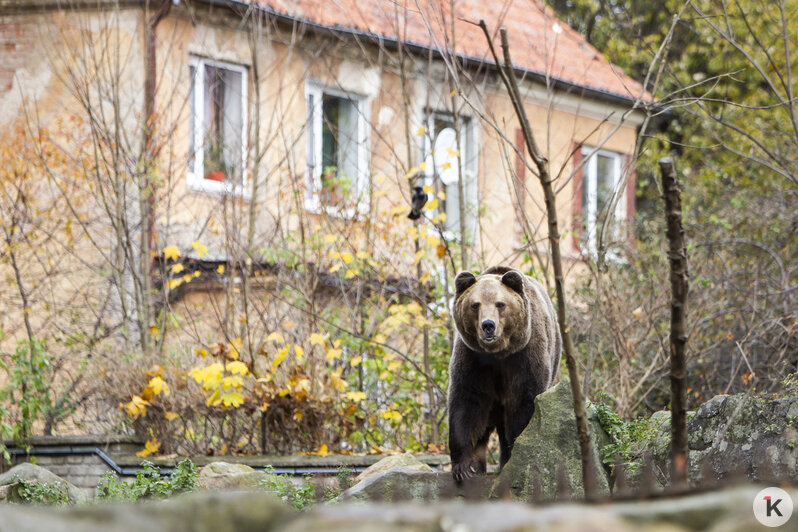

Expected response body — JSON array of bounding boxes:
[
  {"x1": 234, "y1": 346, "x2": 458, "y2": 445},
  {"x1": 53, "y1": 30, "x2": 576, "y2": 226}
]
[{"x1": 448, "y1": 266, "x2": 561, "y2": 481}]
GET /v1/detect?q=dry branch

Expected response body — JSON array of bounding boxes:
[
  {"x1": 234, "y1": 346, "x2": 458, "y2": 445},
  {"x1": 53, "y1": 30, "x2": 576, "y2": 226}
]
[{"x1": 658, "y1": 157, "x2": 689, "y2": 487}]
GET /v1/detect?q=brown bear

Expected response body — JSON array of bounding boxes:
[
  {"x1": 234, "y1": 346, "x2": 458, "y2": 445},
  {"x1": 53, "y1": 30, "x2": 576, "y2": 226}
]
[{"x1": 448, "y1": 265, "x2": 561, "y2": 481}]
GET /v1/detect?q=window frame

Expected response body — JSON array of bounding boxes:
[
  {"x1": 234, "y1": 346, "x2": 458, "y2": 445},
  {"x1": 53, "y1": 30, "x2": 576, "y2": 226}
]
[
  {"x1": 421, "y1": 110, "x2": 479, "y2": 241},
  {"x1": 187, "y1": 56, "x2": 249, "y2": 196},
  {"x1": 580, "y1": 146, "x2": 625, "y2": 255},
  {"x1": 304, "y1": 80, "x2": 370, "y2": 217}
]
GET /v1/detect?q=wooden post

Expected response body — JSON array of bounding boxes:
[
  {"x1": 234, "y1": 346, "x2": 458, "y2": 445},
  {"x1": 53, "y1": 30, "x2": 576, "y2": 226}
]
[{"x1": 658, "y1": 157, "x2": 689, "y2": 488}]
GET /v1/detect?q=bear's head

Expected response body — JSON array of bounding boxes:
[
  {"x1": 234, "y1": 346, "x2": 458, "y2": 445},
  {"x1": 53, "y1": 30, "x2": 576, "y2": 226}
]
[{"x1": 453, "y1": 268, "x2": 530, "y2": 357}]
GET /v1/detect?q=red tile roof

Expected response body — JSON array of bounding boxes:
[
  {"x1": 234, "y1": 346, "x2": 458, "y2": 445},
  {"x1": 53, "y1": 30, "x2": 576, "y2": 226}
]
[{"x1": 250, "y1": 0, "x2": 647, "y2": 102}]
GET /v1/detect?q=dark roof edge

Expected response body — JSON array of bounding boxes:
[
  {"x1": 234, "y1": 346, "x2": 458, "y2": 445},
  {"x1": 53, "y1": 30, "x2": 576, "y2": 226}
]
[{"x1": 206, "y1": 0, "x2": 655, "y2": 111}]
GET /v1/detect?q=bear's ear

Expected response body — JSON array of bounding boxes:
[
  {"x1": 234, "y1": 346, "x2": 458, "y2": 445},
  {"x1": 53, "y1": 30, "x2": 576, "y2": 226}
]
[
  {"x1": 501, "y1": 270, "x2": 525, "y2": 295},
  {"x1": 454, "y1": 271, "x2": 476, "y2": 298}
]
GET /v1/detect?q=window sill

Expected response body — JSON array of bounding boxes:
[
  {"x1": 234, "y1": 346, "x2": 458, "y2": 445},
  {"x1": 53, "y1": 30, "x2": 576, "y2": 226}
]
[{"x1": 187, "y1": 173, "x2": 250, "y2": 199}]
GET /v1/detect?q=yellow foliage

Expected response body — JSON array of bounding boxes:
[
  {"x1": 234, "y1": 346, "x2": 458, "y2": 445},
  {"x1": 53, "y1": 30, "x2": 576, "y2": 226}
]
[
  {"x1": 144, "y1": 376, "x2": 170, "y2": 397},
  {"x1": 220, "y1": 392, "x2": 244, "y2": 408},
  {"x1": 221, "y1": 375, "x2": 244, "y2": 390},
  {"x1": 266, "y1": 331, "x2": 285, "y2": 344},
  {"x1": 329, "y1": 368, "x2": 348, "y2": 392},
  {"x1": 437, "y1": 190, "x2": 446, "y2": 200},
  {"x1": 324, "y1": 234, "x2": 337, "y2": 243},
  {"x1": 124, "y1": 396, "x2": 150, "y2": 418},
  {"x1": 419, "y1": 272, "x2": 431, "y2": 284},
  {"x1": 427, "y1": 235, "x2": 441, "y2": 248},
  {"x1": 326, "y1": 348, "x2": 343, "y2": 363},
  {"x1": 412, "y1": 250, "x2": 424, "y2": 265},
  {"x1": 387, "y1": 360, "x2": 402, "y2": 372},
  {"x1": 380, "y1": 410, "x2": 403, "y2": 422},
  {"x1": 189, "y1": 362, "x2": 224, "y2": 391},
  {"x1": 272, "y1": 345, "x2": 290, "y2": 368},
  {"x1": 136, "y1": 438, "x2": 161, "y2": 458},
  {"x1": 344, "y1": 268, "x2": 357, "y2": 279},
  {"x1": 350, "y1": 355, "x2": 363, "y2": 367},
  {"x1": 192, "y1": 240, "x2": 208, "y2": 258},
  {"x1": 170, "y1": 263, "x2": 185, "y2": 274},
  {"x1": 423, "y1": 185, "x2": 434, "y2": 194},
  {"x1": 309, "y1": 333, "x2": 326, "y2": 346},
  {"x1": 294, "y1": 345, "x2": 305, "y2": 362},
  {"x1": 194, "y1": 347, "x2": 210, "y2": 358},
  {"x1": 293, "y1": 411, "x2": 304, "y2": 421},
  {"x1": 425, "y1": 199, "x2": 439, "y2": 211},
  {"x1": 416, "y1": 126, "x2": 426, "y2": 136},
  {"x1": 446, "y1": 147, "x2": 460, "y2": 157},
  {"x1": 344, "y1": 391, "x2": 366, "y2": 402},
  {"x1": 341, "y1": 252, "x2": 353, "y2": 264},
  {"x1": 225, "y1": 361, "x2": 249, "y2": 375},
  {"x1": 356, "y1": 251, "x2": 369, "y2": 259},
  {"x1": 405, "y1": 301, "x2": 422, "y2": 315},
  {"x1": 167, "y1": 278, "x2": 183, "y2": 290},
  {"x1": 217, "y1": 264, "x2": 225, "y2": 274},
  {"x1": 165, "y1": 411, "x2": 179, "y2": 421},
  {"x1": 162, "y1": 245, "x2": 180, "y2": 261}
]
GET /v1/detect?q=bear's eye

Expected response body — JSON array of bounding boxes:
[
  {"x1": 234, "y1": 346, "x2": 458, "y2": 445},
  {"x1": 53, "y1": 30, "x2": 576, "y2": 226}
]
[
  {"x1": 496, "y1": 301, "x2": 506, "y2": 310},
  {"x1": 470, "y1": 302, "x2": 480, "y2": 311}
]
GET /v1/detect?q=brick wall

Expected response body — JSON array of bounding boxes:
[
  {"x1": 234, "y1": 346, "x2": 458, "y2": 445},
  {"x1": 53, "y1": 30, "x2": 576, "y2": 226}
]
[{"x1": 0, "y1": 20, "x2": 33, "y2": 92}]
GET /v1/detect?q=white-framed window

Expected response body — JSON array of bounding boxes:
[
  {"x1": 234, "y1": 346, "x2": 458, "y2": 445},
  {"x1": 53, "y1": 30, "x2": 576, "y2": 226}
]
[
  {"x1": 422, "y1": 111, "x2": 478, "y2": 239},
  {"x1": 305, "y1": 82, "x2": 369, "y2": 215},
  {"x1": 580, "y1": 146, "x2": 625, "y2": 255},
  {"x1": 188, "y1": 57, "x2": 248, "y2": 194}
]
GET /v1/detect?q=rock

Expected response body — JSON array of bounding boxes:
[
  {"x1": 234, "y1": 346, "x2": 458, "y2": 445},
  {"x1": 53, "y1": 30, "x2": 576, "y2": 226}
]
[
  {"x1": 340, "y1": 468, "x2": 492, "y2": 502},
  {"x1": 0, "y1": 463, "x2": 89, "y2": 505},
  {"x1": 493, "y1": 378, "x2": 611, "y2": 501},
  {"x1": 353, "y1": 452, "x2": 433, "y2": 484},
  {"x1": 197, "y1": 461, "x2": 269, "y2": 490},
  {"x1": 0, "y1": 490, "x2": 290, "y2": 532},
  {"x1": 287, "y1": 485, "x2": 795, "y2": 532},
  {"x1": 627, "y1": 393, "x2": 798, "y2": 487}
]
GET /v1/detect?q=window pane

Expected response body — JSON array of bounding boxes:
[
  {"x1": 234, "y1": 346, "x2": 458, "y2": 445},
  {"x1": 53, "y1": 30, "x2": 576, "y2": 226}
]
[
  {"x1": 320, "y1": 93, "x2": 358, "y2": 204},
  {"x1": 596, "y1": 154, "x2": 614, "y2": 221},
  {"x1": 202, "y1": 65, "x2": 243, "y2": 182}
]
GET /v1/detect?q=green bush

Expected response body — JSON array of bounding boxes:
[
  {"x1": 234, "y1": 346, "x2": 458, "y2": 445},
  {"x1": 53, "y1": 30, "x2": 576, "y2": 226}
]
[
  {"x1": 12, "y1": 476, "x2": 69, "y2": 506},
  {"x1": 95, "y1": 458, "x2": 198, "y2": 502}
]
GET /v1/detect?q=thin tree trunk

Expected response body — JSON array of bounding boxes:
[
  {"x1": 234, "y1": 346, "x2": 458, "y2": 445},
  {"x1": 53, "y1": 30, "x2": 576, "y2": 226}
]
[
  {"x1": 658, "y1": 157, "x2": 689, "y2": 488},
  {"x1": 479, "y1": 21, "x2": 597, "y2": 500}
]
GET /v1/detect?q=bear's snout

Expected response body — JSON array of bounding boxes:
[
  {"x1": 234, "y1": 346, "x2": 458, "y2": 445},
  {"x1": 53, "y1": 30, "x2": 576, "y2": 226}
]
[{"x1": 481, "y1": 319, "x2": 496, "y2": 337}]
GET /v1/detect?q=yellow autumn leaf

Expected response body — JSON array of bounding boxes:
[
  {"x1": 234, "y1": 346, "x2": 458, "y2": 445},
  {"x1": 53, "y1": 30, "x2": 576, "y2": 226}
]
[
  {"x1": 193, "y1": 270, "x2": 200, "y2": 278},
  {"x1": 165, "y1": 411, "x2": 179, "y2": 421},
  {"x1": 222, "y1": 375, "x2": 244, "y2": 390},
  {"x1": 440, "y1": 161, "x2": 452, "y2": 170},
  {"x1": 124, "y1": 395, "x2": 149, "y2": 418},
  {"x1": 380, "y1": 410, "x2": 403, "y2": 422},
  {"x1": 324, "y1": 234, "x2": 337, "y2": 243},
  {"x1": 427, "y1": 235, "x2": 441, "y2": 248},
  {"x1": 341, "y1": 252, "x2": 353, "y2": 264},
  {"x1": 356, "y1": 251, "x2": 369, "y2": 259},
  {"x1": 217, "y1": 264, "x2": 225, "y2": 274},
  {"x1": 170, "y1": 263, "x2": 185, "y2": 274},
  {"x1": 350, "y1": 355, "x2": 363, "y2": 367},
  {"x1": 294, "y1": 345, "x2": 305, "y2": 362},
  {"x1": 309, "y1": 333, "x2": 327, "y2": 346},
  {"x1": 293, "y1": 410, "x2": 304, "y2": 421},
  {"x1": 416, "y1": 126, "x2": 426, "y2": 136},
  {"x1": 390, "y1": 205, "x2": 409, "y2": 216},
  {"x1": 226, "y1": 360, "x2": 249, "y2": 375},
  {"x1": 419, "y1": 162, "x2": 426, "y2": 172},
  {"x1": 192, "y1": 240, "x2": 208, "y2": 258},
  {"x1": 388, "y1": 360, "x2": 402, "y2": 372},
  {"x1": 136, "y1": 437, "x2": 161, "y2": 458},
  {"x1": 315, "y1": 444, "x2": 330, "y2": 456},
  {"x1": 167, "y1": 278, "x2": 183, "y2": 290},
  {"x1": 146, "y1": 376, "x2": 170, "y2": 396},
  {"x1": 162, "y1": 245, "x2": 180, "y2": 261},
  {"x1": 194, "y1": 347, "x2": 209, "y2": 358},
  {"x1": 419, "y1": 272, "x2": 431, "y2": 284},
  {"x1": 437, "y1": 190, "x2": 446, "y2": 200},
  {"x1": 329, "y1": 262, "x2": 343, "y2": 273},
  {"x1": 450, "y1": 89, "x2": 459, "y2": 96},
  {"x1": 438, "y1": 212, "x2": 447, "y2": 222},
  {"x1": 272, "y1": 345, "x2": 290, "y2": 368},
  {"x1": 267, "y1": 331, "x2": 285, "y2": 344},
  {"x1": 345, "y1": 391, "x2": 366, "y2": 402},
  {"x1": 412, "y1": 250, "x2": 424, "y2": 265},
  {"x1": 182, "y1": 273, "x2": 193, "y2": 283},
  {"x1": 220, "y1": 391, "x2": 244, "y2": 407},
  {"x1": 189, "y1": 362, "x2": 224, "y2": 391},
  {"x1": 330, "y1": 368, "x2": 348, "y2": 392},
  {"x1": 344, "y1": 268, "x2": 357, "y2": 279},
  {"x1": 446, "y1": 147, "x2": 460, "y2": 157},
  {"x1": 326, "y1": 348, "x2": 343, "y2": 363},
  {"x1": 425, "y1": 198, "x2": 439, "y2": 211}
]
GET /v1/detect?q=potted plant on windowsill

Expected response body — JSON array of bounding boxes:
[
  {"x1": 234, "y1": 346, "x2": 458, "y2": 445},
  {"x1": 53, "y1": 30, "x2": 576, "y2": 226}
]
[{"x1": 204, "y1": 137, "x2": 228, "y2": 182}]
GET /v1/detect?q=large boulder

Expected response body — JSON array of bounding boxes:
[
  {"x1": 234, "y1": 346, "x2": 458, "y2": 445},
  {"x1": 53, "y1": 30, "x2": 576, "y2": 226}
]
[
  {"x1": 197, "y1": 461, "x2": 269, "y2": 490},
  {"x1": 353, "y1": 452, "x2": 433, "y2": 484},
  {"x1": 493, "y1": 378, "x2": 611, "y2": 501},
  {"x1": 0, "y1": 463, "x2": 88, "y2": 505},
  {"x1": 628, "y1": 393, "x2": 798, "y2": 487},
  {"x1": 340, "y1": 468, "x2": 492, "y2": 502}
]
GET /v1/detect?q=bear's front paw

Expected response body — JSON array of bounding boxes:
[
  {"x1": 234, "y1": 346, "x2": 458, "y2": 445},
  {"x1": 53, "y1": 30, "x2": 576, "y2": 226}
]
[{"x1": 452, "y1": 458, "x2": 485, "y2": 482}]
